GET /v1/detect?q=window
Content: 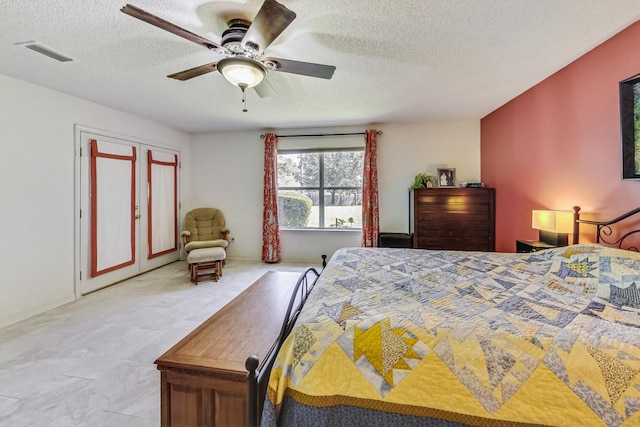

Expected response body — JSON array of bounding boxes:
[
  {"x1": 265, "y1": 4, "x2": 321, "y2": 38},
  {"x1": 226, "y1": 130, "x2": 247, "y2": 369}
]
[{"x1": 277, "y1": 148, "x2": 364, "y2": 229}]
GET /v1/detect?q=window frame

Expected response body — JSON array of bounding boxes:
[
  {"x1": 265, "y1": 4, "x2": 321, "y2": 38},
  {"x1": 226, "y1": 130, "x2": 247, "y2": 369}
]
[{"x1": 277, "y1": 146, "x2": 364, "y2": 230}]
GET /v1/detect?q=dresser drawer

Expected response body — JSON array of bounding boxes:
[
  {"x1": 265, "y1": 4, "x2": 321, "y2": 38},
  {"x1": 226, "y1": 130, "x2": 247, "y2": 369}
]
[{"x1": 413, "y1": 188, "x2": 495, "y2": 251}]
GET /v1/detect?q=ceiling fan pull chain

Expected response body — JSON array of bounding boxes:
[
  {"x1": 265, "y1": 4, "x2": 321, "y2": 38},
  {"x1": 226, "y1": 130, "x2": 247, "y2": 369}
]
[{"x1": 240, "y1": 83, "x2": 248, "y2": 112}]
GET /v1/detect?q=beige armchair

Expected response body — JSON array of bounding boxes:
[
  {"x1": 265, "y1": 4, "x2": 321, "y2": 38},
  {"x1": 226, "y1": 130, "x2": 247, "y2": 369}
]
[{"x1": 181, "y1": 208, "x2": 230, "y2": 253}]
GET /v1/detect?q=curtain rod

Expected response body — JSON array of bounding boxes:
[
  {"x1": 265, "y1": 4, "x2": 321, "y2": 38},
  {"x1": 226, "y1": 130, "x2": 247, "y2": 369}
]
[{"x1": 260, "y1": 130, "x2": 383, "y2": 139}]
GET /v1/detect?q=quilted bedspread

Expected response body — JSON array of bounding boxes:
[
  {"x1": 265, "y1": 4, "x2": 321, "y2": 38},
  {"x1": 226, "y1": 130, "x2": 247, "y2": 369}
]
[{"x1": 262, "y1": 245, "x2": 640, "y2": 427}]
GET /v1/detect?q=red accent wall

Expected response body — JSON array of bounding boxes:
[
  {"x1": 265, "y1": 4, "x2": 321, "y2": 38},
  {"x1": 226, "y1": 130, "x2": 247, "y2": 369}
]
[{"x1": 481, "y1": 20, "x2": 640, "y2": 252}]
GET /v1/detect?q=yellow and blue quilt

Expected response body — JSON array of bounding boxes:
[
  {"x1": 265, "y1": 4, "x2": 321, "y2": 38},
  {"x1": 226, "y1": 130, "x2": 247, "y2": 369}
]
[{"x1": 262, "y1": 245, "x2": 640, "y2": 426}]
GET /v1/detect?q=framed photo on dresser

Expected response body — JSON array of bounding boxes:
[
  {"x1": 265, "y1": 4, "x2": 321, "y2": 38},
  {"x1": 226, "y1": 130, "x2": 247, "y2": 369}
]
[{"x1": 437, "y1": 168, "x2": 456, "y2": 187}]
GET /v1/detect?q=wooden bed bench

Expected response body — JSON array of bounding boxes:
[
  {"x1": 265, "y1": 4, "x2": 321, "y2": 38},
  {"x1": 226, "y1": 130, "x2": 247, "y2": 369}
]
[{"x1": 155, "y1": 271, "x2": 300, "y2": 427}]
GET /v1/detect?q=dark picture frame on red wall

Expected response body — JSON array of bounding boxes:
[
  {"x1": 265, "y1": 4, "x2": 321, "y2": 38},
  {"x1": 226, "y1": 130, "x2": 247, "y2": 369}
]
[{"x1": 620, "y1": 73, "x2": 640, "y2": 180}]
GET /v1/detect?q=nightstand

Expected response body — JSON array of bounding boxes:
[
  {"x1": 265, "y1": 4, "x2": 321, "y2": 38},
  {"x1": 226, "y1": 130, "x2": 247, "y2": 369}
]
[{"x1": 516, "y1": 240, "x2": 557, "y2": 253}]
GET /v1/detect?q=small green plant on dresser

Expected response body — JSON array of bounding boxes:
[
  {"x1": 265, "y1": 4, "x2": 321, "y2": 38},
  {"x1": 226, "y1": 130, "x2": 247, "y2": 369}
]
[{"x1": 410, "y1": 172, "x2": 438, "y2": 188}]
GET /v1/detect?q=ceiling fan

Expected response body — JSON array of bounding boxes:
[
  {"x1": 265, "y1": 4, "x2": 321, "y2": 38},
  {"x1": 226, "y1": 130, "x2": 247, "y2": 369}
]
[{"x1": 121, "y1": 0, "x2": 336, "y2": 111}]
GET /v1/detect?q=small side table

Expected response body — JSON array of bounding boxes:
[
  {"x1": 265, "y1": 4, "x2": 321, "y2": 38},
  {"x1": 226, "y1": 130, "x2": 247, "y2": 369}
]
[{"x1": 516, "y1": 240, "x2": 557, "y2": 253}]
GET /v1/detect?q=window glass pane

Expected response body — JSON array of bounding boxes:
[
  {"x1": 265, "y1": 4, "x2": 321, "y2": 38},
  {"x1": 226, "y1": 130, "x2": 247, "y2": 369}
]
[
  {"x1": 324, "y1": 151, "x2": 363, "y2": 187},
  {"x1": 323, "y1": 189, "x2": 362, "y2": 228},
  {"x1": 277, "y1": 149, "x2": 363, "y2": 229},
  {"x1": 277, "y1": 153, "x2": 319, "y2": 187},
  {"x1": 278, "y1": 190, "x2": 318, "y2": 228}
]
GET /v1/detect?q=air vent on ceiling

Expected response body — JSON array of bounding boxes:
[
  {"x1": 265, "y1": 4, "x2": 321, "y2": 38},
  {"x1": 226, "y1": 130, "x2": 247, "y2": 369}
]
[{"x1": 15, "y1": 41, "x2": 73, "y2": 62}]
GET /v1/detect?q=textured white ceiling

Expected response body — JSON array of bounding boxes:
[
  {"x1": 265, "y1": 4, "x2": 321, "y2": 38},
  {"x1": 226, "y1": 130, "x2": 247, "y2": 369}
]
[{"x1": 1, "y1": 1, "x2": 639, "y2": 132}]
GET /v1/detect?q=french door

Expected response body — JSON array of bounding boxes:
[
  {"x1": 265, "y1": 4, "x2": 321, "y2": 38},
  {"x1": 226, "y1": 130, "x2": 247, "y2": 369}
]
[{"x1": 77, "y1": 130, "x2": 180, "y2": 295}]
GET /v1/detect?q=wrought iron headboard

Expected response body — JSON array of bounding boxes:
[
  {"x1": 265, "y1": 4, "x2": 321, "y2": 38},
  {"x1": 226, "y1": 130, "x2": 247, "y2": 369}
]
[{"x1": 572, "y1": 205, "x2": 640, "y2": 251}]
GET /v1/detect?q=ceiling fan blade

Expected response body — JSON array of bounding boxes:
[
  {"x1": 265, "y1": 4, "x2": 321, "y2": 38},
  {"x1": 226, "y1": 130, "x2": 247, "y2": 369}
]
[
  {"x1": 264, "y1": 58, "x2": 336, "y2": 79},
  {"x1": 167, "y1": 62, "x2": 218, "y2": 81},
  {"x1": 241, "y1": 0, "x2": 296, "y2": 53},
  {"x1": 121, "y1": 4, "x2": 225, "y2": 52},
  {"x1": 254, "y1": 79, "x2": 276, "y2": 98}
]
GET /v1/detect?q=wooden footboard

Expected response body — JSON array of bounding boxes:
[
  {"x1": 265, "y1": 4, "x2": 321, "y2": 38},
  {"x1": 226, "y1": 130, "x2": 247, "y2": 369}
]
[
  {"x1": 154, "y1": 270, "x2": 319, "y2": 427},
  {"x1": 246, "y1": 267, "x2": 321, "y2": 427}
]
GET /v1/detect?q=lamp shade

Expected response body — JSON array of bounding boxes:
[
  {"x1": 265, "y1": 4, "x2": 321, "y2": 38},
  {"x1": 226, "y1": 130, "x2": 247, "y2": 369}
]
[
  {"x1": 217, "y1": 57, "x2": 266, "y2": 88},
  {"x1": 531, "y1": 210, "x2": 574, "y2": 233}
]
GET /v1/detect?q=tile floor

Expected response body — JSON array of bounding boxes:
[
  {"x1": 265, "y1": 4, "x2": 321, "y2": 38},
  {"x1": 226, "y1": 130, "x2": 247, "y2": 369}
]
[{"x1": 0, "y1": 259, "x2": 312, "y2": 427}]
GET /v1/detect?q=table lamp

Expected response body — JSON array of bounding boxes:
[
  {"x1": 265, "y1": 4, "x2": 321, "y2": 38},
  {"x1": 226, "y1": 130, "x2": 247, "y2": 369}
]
[{"x1": 532, "y1": 210, "x2": 573, "y2": 246}]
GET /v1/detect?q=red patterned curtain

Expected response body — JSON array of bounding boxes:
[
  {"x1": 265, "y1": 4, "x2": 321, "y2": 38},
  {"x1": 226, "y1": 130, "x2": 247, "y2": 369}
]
[
  {"x1": 262, "y1": 133, "x2": 281, "y2": 263},
  {"x1": 361, "y1": 130, "x2": 379, "y2": 247}
]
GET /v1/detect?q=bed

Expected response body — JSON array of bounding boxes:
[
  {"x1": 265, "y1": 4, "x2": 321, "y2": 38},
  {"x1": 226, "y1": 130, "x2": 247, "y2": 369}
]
[{"x1": 253, "y1": 207, "x2": 640, "y2": 427}]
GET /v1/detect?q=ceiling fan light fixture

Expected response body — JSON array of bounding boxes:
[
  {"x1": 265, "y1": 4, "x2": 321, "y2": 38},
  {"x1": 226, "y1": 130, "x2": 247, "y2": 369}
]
[{"x1": 217, "y1": 57, "x2": 266, "y2": 89}]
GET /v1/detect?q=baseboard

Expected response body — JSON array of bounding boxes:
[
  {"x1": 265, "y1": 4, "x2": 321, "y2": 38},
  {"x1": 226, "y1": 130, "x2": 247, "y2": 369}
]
[
  {"x1": 0, "y1": 293, "x2": 76, "y2": 329},
  {"x1": 226, "y1": 255, "x2": 323, "y2": 265}
]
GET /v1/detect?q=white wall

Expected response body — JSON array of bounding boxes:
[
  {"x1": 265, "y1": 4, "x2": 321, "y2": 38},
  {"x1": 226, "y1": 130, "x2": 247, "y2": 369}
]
[
  {"x1": 187, "y1": 120, "x2": 480, "y2": 263},
  {"x1": 0, "y1": 74, "x2": 190, "y2": 328},
  {"x1": 378, "y1": 121, "x2": 482, "y2": 233}
]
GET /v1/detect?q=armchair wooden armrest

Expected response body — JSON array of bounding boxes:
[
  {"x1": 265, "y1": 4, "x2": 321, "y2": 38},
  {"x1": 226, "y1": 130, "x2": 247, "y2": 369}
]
[{"x1": 181, "y1": 230, "x2": 191, "y2": 247}]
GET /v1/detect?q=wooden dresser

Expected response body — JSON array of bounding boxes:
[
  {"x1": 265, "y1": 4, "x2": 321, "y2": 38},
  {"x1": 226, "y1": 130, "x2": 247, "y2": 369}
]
[
  {"x1": 155, "y1": 271, "x2": 299, "y2": 427},
  {"x1": 413, "y1": 188, "x2": 495, "y2": 251}
]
